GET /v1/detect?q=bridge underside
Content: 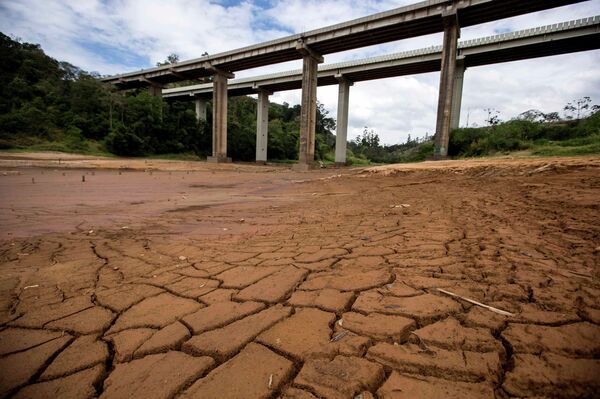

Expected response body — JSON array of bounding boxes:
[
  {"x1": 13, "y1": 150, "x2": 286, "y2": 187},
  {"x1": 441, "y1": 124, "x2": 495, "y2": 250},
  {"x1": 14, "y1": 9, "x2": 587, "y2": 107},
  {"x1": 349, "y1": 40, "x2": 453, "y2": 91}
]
[{"x1": 465, "y1": 34, "x2": 600, "y2": 67}]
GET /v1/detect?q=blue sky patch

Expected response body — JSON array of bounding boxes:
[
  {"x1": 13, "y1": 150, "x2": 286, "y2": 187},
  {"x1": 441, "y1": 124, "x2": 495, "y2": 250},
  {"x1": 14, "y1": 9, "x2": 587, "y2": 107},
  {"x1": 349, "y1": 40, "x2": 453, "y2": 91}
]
[{"x1": 77, "y1": 40, "x2": 148, "y2": 70}]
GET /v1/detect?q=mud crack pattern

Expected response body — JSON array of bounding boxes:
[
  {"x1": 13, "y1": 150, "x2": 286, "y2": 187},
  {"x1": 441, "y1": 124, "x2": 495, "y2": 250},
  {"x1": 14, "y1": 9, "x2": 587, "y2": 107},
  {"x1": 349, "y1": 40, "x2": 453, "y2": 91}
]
[{"x1": 0, "y1": 157, "x2": 599, "y2": 398}]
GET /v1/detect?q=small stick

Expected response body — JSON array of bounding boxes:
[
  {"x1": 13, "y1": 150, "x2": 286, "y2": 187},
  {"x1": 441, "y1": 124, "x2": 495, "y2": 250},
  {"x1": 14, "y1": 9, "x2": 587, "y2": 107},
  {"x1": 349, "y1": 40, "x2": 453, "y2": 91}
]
[
  {"x1": 331, "y1": 330, "x2": 348, "y2": 342},
  {"x1": 268, "y1": 374, "x2": 273, "y2": 389},
  {"x1": 436, "y1": 288, "x2": 514, "y2": 316}
]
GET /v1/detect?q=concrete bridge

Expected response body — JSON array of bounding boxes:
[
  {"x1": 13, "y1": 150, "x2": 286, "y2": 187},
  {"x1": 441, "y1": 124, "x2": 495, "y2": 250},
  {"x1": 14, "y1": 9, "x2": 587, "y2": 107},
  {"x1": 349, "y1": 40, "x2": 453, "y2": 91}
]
[
  {"x1": 101, "y1": 0, "x2": 590, "y2": 167},
  {"x1": 161, "y1": 16, "x2": 600, "y2": 164}
]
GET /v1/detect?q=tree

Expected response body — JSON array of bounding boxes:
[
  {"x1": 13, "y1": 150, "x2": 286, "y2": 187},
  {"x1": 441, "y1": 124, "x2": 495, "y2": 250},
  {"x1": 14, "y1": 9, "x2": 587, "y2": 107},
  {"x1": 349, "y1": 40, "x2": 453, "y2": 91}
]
[
  {"x1": 356, "y1": 127, "x2": 380, "y2": 148},
  {"x1": 59, "y1": 62, "x2": 83, "y2": 81},
  {"x1": 517, "y1": 109, "x2": 562, "y2": 123},
  {"x1": 156, "y1": 53, "x2": 180, "y2": 67},
  {"x1": 484, "y1": 108, "x2": 501, "y2": 126},
  {"x1": 564, "y1": 96, "x2": 593, "y2": 120},
  {"x1": 543, "y1": 112, "x2": 560, "y2": 123},
  {"x1": 517, "y1": 109, "x2": 545, "y2": 123},
  {"x1": 315, "y1": 102, "x2": 336, "y2": 159}
]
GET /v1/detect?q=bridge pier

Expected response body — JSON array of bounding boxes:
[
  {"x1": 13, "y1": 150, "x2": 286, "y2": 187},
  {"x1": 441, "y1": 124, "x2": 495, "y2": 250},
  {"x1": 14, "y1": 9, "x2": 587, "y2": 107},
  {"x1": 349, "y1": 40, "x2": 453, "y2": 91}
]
[
  {"x1": 434, "y1": 12, "x2": 460, "y2": 159},
  {"x1": 256, "y1": 89, "x2": 271, "y2": 163},
  {"x1": 148, "y1": 85, "x2": 163, "y2": 97},
  {"x1": 295, "y1": 42, "x2": 323, "y2": 171},
  {"x1": 195, "y1": 97, "x2": 207, "y2": 122},
  {"x1": 335, "y1": 75, "x2": 353, "y2": 165},
  {"x1": 208, "y1": 71, "x2": 233, "y2": 163},
  {"x1": 450, "y1": 58, "x2": 465, "y2": 131}
]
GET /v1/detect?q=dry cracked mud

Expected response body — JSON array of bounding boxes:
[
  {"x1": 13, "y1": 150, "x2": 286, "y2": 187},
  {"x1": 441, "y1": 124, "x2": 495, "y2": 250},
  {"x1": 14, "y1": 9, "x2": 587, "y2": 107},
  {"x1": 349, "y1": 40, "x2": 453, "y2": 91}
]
[{"x1": 0, "y1": 153, "x2": 599, "y2": 398}]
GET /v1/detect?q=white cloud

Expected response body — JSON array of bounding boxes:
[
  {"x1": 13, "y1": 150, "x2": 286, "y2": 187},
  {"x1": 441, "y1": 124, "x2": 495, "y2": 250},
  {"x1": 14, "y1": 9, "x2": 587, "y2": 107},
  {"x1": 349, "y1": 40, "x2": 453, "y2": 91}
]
[
  {"x1": 0, "y1": 0, "x2": 291, "y2": 73},
  {"x1": 0, "y1": 0, "x2": 599, "y2": 145},
  {"x1": 263, "y1": 0, "x2": 413, "y2": 33}
]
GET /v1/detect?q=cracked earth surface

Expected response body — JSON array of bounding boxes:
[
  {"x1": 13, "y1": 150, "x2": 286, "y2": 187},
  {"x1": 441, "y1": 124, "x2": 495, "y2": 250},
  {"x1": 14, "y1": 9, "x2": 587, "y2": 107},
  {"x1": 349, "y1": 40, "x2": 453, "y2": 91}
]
[{"x1": 0, "y1": 154, "x2": 599, "y2": 398}]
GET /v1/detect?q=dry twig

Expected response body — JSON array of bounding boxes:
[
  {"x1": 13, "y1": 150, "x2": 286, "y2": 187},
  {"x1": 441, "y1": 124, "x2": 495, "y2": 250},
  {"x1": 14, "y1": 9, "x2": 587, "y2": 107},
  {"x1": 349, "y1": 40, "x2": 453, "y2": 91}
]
[
  {"x1": 436, "y1": 288, "x2": 514, "y2": 316},
  {"x1": 331, "y1": 330, "x2": 348, "y2": 342}
]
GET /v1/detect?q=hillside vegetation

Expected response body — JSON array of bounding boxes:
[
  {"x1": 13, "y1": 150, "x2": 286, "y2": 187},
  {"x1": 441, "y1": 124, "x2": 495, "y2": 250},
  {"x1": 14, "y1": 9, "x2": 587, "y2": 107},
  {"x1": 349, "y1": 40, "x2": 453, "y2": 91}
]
[
  {"x1": 0, "y1": 33, "x2": 335, "y2": 161},
  {"x1": 449, "y1": 111, "x2": 600, "y2": 158},
  {"x1": 1, "y1": 32, "x2": 598, "y2": 164}
]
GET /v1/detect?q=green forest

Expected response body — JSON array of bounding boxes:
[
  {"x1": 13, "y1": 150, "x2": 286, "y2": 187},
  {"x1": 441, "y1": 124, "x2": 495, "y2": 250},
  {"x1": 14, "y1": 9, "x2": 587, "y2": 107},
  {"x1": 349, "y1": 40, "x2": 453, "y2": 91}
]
[
  {"x1": 0, "y1": 33, "x2": 341, "y2": 162},
  {"x1": 1, "y1": 32, "x2": 599, "y2": 164}
]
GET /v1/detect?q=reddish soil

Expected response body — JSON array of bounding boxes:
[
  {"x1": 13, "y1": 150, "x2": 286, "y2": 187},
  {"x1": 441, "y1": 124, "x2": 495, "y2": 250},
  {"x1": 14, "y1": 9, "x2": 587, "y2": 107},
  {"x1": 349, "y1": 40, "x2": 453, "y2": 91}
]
[{"x1": 0, "y1": 152, "x2": 599, "y2": 398}]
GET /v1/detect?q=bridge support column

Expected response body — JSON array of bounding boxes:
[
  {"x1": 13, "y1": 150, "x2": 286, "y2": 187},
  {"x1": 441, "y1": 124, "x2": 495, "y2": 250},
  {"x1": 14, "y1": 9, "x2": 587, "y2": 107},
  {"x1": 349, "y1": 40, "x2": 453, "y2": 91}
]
[
  {"x1": 195, "y1": 97, "x2": 207, "y2": 122},
  {"x1": 256, "y1": 89, "x2": 271, "y2": 163},
  {"x1": 450, "y1": 58, "x2": 465, "y2": 131},
  {"x1": 148, "y1": 85, "x2": 162, "y2": 97},
  {"x1": 295, "y1": 42, "x2": 323, "y2": 171},
  {"x1": 147, "y1": 84, "x2": 164, "y2": 120},
  {"x1": 434, "y1": 12, "x2": 460, "y2": 159},
  {"x1": 335, "y1": 75, "x2": 353, "y2": 165},
  {"x1": 208, "y1": 71, "x2": 232, "y2": 163}
]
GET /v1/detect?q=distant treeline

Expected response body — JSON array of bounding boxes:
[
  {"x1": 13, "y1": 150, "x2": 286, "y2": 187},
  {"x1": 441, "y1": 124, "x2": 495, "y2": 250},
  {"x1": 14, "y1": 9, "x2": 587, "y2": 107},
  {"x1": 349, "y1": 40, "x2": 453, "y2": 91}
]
[{"x1": 1, "y1": 32, "x2": 598, "y2": 163}]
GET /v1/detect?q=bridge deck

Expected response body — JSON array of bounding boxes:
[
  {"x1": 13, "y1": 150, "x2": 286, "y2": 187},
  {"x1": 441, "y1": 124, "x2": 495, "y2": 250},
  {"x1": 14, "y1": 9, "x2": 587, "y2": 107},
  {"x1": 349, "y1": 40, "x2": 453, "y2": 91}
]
[
  {"x1": 161, "y1": 16, "x2": 600, "y2": 100},
  {"x1": 101, "y1": 0, "x2": 586, "y2": 89}
]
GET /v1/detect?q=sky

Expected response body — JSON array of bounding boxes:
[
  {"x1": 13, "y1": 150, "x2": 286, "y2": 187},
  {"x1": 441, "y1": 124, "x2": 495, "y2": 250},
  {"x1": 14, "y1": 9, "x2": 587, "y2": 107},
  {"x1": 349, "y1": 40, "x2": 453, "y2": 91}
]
[{"x1": 1, "y1": 0, "x2": 599, "y2": 145}]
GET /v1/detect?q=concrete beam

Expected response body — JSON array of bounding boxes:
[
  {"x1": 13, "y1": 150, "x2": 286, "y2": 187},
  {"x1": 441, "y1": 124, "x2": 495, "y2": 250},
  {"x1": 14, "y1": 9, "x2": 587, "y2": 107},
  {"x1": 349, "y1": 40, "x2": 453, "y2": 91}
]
[
  {"x1": 296, "y1": 51, "x2": 321, "y2": 170},
  {"x1": 334, "y1": 74, "x2": 353, "y2": 165},
  {"x1": 295, "y1": 41, "x2": 324, "y2": 63},
  {"x1": 162, "y1": 16, "x2": 600, "y2": 101},
  {"x1": 434, "y1": 12, "x2": 460, "y2": 159},
  {"x1": 103, "y1": 0, "x2": 585, "y2": 88},
  {"x1": 204, "y1": 63, "x2": 235, "y2": 79},
  {"x1": 142, "y1": 77, "x2": 164, "y2": 97},
  {"x1": 207, "y1": 72, "x2": 232, "y2": 163},
  {"x1": 450, "y1": 58, "x2": 466, "y2": 131},
  {"x1": 169, "y1": 68, "x2": 188, "y2": 80},
  {"x1": 255, "y1": 89, "x2": 271, "y2": 163},
  {"x1": 195, "y1": 97, "x2": 207, "y2": 122}
]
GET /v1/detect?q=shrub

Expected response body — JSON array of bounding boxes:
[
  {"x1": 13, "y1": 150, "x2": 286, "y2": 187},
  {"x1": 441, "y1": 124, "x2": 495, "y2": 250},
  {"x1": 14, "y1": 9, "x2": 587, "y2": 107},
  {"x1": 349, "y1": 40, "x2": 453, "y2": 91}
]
[{"x1": 104, "y1": 125, "x2": 145, "y2": 156}]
